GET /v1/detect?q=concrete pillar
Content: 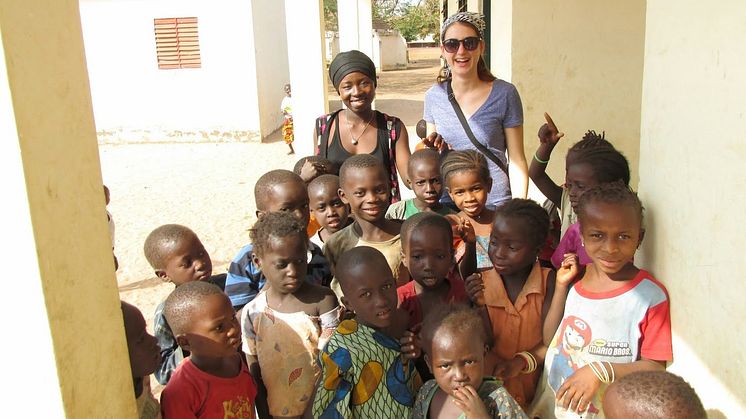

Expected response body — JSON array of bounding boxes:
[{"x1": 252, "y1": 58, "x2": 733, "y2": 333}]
[
  {"x1": 467, "y1": 0, "x2": 482, "y2": 13},
  {"x1": 638, "y1": 1, "x2": 746, "y2": 416},
  {"x1": 338, "y1": 0, "x2": 373, "y2": 60},
  {"x1": 251, "y1": 0, "x2": 290, "y2": 140},
  {"x1": 285, "y1": 0, "x2": 329, "y2": 157},
  {"x1": 447, "y1": 0, "x2": 459, "y2": 15},
  {"x1": 0, "y1": 0, "x2": 136, "y2": 417}
]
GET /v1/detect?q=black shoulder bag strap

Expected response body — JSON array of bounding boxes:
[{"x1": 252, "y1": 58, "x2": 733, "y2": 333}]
[{"x1": 446, "y1": 81, "x2": 509, "y2": 176}]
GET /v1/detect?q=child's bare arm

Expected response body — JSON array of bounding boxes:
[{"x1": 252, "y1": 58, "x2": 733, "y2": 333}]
[
  {"x1": 543, "y1": 254, "x2": 579, "y2": 344},
  {"x1": 529, "y1": 112, "x2": 565, "y2": 207},
  {"x1": 557, "y1": 358, "x2": 665, "y2": 413}
]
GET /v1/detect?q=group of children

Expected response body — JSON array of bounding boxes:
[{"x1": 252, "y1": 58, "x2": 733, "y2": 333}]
[{"x1": 116, "y1": 114, "x2": 706, "y2": 418}]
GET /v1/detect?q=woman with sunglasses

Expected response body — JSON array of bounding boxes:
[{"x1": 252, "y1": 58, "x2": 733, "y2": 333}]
[
  {"x1": 314, "y1": 49, "x2": 413, "y2": 203},
  {"x1": 423, "y1": 12, "x2": 528, "y2": 207}
]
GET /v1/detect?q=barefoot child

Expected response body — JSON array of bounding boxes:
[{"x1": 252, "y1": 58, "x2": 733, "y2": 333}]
[
  {"x1": 308, "y1": 174, "x2": 352, "y2": 248},
  {"x1": 324, "y1": 154, "x2": 407, "y2": 293},
  {"x1": 225, "y1": 169, "x2": 332, "y2": 310},
  {"x1": 241, "y1": 212, "x2": 340, "y2": 418},
  {"x1": 143, "y1": 224, "x2": 226, "y2": 385},
  {"x1": 160, "y1": 281, "x2": 257, "y2": 418},
  {"x1": 313, "y1": 246, "x2": 421, "y2": 418},
  {"x1": 442, "y1": 150, "x2": 495, "y2": 271},
  {"x1": 121, "y1": 301, "x2": 162, "y2": 419},
  {"x1": 465, "y1": 199, "x2": 571, "y2": 409},
  {"x1": 532, "y1": 182, "x2": 672, "y2": 418},
  {"x1": 386, "y1": 149, "x2": 455, "y2": 220},
  {"x1": 413, "y1": 303, "x2": 527, "y2": 419}
]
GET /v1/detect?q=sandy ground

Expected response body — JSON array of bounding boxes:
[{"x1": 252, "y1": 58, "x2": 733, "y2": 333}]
[{"x1": 107, "y1": 48, "x2": 441, "y2": 395}]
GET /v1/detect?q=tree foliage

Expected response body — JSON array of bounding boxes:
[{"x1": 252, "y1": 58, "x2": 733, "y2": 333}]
[{"x1": 323, "y1": 0, "x2": 440, "y2": 43}]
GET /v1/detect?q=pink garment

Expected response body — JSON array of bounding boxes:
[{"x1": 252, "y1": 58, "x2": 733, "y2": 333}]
[{"x1": 551, "y1": 222, "x2": 591, "y2": 269}]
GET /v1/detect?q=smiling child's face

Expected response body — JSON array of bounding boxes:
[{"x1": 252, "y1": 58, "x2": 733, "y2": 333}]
[
  {"x1": 309, "y1": 182, "x2": 349, "y2": 233},
  {"x1": 403, "y1": 225, "x2": 454, "y2": 290},
  {"x1": 340, "y1": 165, "x2": 390, "y2": 223}
]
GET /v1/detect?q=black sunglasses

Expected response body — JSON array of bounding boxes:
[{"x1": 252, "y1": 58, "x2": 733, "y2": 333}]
[{"x1": 442, "y1": 37, "x2": 481, "y2": 53}]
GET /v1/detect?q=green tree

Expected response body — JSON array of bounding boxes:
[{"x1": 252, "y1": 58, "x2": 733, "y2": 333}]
[{"x1": 392, "y1": 0, "x2": 440, "y2": 42}]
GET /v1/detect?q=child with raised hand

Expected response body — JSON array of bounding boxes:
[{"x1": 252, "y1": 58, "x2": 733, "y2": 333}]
[
  {"x1": 532, "y1": 182, "x2": 672, "y2": 418},
  {"x1": 225, "y1": 169, "x2": 332, "y2": 310},
  {"x1": 386, "y1": 149, "x2": 455, "y2": 220},
  {"x1": 464, "y1": 198, "x2": 572, "y2": 410},
  {"x1": 144, "y1": 224, "x2": 227, "y2": 385},
  {"x1": 241, "y1": 211, "x2": 340, "y2": 419},
  {"x1": 528, "y1": 114, "x2": 621, "y2": 237},
  {"x1": 413, "y1": 303, "x2": 527, "y2": 419},
  {"x1": 313, "y1": 246, "x2": 420, "y2": 418},
  {"x1": 121, "y1": 301, "x2": 162, "y2": 419},
  {"x1": 604, "y1": 370, "x2": 706, "y2": 419},
  {"x1": 324, "y1": 154, "x2": 407, "y2": 293},
  {"x1": 308, "y1": 174, "x2": 351, "y2": 248},
  {"x1": 160, "y1": 281, "x2": 257, "y2": 418},
  {"x1": 442, "y1": 149, "x2": 496, "y2": 271}
]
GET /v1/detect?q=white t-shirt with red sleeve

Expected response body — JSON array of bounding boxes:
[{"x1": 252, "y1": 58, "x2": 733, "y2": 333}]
[{"x1": 530, "y1": 269, "x2": 672, "y2": 419}]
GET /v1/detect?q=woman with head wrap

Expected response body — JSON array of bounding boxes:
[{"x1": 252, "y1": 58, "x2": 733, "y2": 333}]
[
  {"x1": 314, "y1": 50, "x2": 414, "y2": 203},
  {"x1": 423, "y1": 12, "x2": 528, "y2": 207}
]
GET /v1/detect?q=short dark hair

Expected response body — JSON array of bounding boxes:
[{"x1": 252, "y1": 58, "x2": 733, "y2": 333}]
[
  {"x1": 493, "y1": 198, "x2": 550, "y2": 249},
  {"x1": 607, "y1": 370, "x2": 706, "y2": 419},
  {"x1": 576, "y1": 181, "x2": 644, "y2": 226},
  {"x1": 421, "y1": 303, "x2": 488, "y2": 355},
  {"x1": 249, "y1": 211, "x2": 307, "y2": 258},
  {"x1": 335, "y1": 246, "x2": 391, "y2": 293},
  {"x1": 338, "y1": 154, "x2": 387, "y2": 187},
  {"x1": 441, "y1": 149, "x2": 490, "y2": 187},
  {"x1": 401, "y1": 212, "x2": 453, "y2": 249},
  {"x1": 163, "y1": 281, "x2": 225, "y2": 336},
  {"x1": 308, "y1": 174, "x2": 341, "y2": 197},
  {"x1": 143, "y1": 224, "x2": 195, "y2": 269},
  {"x1": 407, "y1": 149, "x2": 442, "y2": 178},
  {"x1": 568, "y1": 132, "x2": 631, "y2": 186},
  {"x1": 254, "y1": 169, "x2": 305, "y2": 211}
]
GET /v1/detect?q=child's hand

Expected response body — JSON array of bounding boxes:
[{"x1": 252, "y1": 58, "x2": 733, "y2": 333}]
[
  {"x1": 447, "y1": 215, "x2": 476, "y2": 243},
  {"x1": 556, "y1": 365, "x2": 601, "y2": 413},
  {"x1": 399, "y1": 329, "x2": 421, "y2": 361},
  {"x1": 556, "y1": 253, "x2": 579, "y2": 287},
  {"x1": 299, "y1": 160, "x2": 328, "y2": 183},
  {"x1": 452, "y1": 385, "x2": 490, "y2": 419},
  {"x1": 538, "y1": 112, "x2": 564, "y2": 145},
  {"x1": 464, "y1": 273, "x2": 485, "y2": 306},
  {"x1": 422, "y1": 131, "x2": 447, "y2": 151},
  {"x1": 492, "y1": 356, "x2": 525, "y2": 380}
]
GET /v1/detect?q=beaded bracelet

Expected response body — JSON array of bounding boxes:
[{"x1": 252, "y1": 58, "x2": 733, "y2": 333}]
[
  {"x1": 515, "y1": 351, "x2": 537, "y2": 374},
  {"x1": 533, "y1": 152, "x2": 549, "y2": 164}
]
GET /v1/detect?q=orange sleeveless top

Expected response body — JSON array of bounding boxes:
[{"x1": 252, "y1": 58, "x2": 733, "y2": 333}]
[{"x1": 482, "y1": 261, "x2": 549, "y2": 409}]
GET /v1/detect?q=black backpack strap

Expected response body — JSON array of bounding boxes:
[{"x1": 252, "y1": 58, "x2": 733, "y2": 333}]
[{"x1": 446, "y1": 81, "x2": 509, "y2": 176}]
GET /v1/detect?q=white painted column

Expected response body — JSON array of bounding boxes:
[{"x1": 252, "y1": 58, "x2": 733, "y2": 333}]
[
  {"x1": 447, "y1": 0, "x2": 459, "y2": 16},
  {"x1": 285, "y1": 0, "x2": 328, "y2": 157},
  {"x1": 337, "y1": 0, "x2": 373, "y2": 59},
  {"x1": 467, "y1": 0, "x2": 482, "y2": 13}
]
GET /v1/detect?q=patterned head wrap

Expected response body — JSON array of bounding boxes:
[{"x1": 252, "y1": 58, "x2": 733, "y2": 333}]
[
  {"x1": 440, "y1": 11, "x2": 485, "y2": 40},
  {"x1": 328, "y1": 50, "x2": 377, "y2": 91}
]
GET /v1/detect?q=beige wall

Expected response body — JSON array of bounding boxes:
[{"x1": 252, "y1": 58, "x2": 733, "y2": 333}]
[
  {"x1": 495, "y1": 0, "x2": 646, "y2": 189},
  {"x1": 1, "y1": 0, "x2": 136, "y2": 416},
  {"x1": 638, "y1": 0, "x2": 746, "y2": 416}
]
